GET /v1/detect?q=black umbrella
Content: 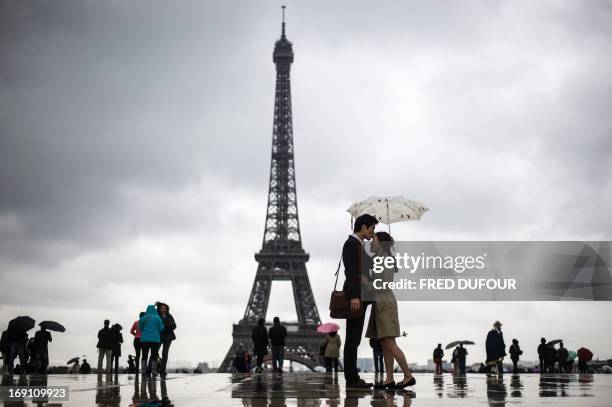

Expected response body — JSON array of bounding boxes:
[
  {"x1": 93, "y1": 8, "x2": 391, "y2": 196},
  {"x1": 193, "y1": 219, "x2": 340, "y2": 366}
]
[
  {"x1": 66, "y1": 357, "x2": 80, "y2": 365},
  {"x1": 547, "y1": 339, "x2": 563, "y2": 346},
  {"x1": 445, "y1": 340, "x2": 476, "y2": 349},
  {"x1": 39, "y1": 321, "x2": 66, "y2": 332},
  {"x1": 8, "y1": 316, "x2": 35, "y2": 333}
]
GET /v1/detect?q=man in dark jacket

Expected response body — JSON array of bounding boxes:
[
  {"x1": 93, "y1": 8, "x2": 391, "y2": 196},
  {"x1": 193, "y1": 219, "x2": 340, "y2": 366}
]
[
  {"x1": 97, "y1": 320, "x2": 113, "y2": 374},
  {"x1": 6, "y1": 325, "x2": 28, "y2": 376},
  {"x1": 457, "y1": 343, "x2": 468, "y2": 375},
  {"x1": 509, "y1": 339, "x2": 522, "y2": 373},
  {"x1": 33, "y1": 326, "x2": 52, "y2": 374},
  {"x1": 557, "y1": 342, "x2": 569, "y2": 373},
  {"x1": 537, "y1": 337, "x2": 547, "y2": 373},
  {"x1": 268, "y1": 317, "x2": 287, "y2": 373},
  {"x1": 433, "y1": 344, "x2": 444, "y2": 374},
  {"x1": 251, "y1": 318, "x2": 268, "y2": 373},
  {"x1": 157, "y1": 302, "x2": 176, "y2": 377},
  {"x1": 342, "y1": 214, "x2": 377, "y2": 388},
  {"x1": 485, "y1": 320, "x2": 506, "y2": 375}
]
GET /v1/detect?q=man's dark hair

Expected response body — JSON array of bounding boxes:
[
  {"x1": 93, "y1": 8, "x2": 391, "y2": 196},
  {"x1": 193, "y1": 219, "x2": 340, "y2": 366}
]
[
  {"x1": 541, "y1": 337, "x2": 546, "y2": 343},
  {"x1": 438, "y1": 343, "x2": 442, "y2": 347},
  {"x1": 257, "y1": 318, "x2": 265, "y2": 326},
  {"x1": 273, "y1": 317, "x2": 280, "y2": 324},
  {"x1": 104, "y1": 320, "x2": 110, "y2": 326},
  {"x1": 139, "y1": 312, "x2": 145, "y2": 318},
  {"x1": 353, "y1": 214, "x2": 378, "y2": 233}
]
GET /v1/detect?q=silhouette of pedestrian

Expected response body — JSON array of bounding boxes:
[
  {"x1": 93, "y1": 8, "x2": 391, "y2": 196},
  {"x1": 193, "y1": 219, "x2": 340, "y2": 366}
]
[
  {"x1": 268, "y1": 316, "x2": 287, "y2": 373},
  {"x1": 251, "y1": 318, "x2": 268, "y2": 373},
  {"x1": 509, "y1": 339, "x2": 522, "y2": 373},
  {"x1": 342, "y1": 214, "x2": 378, "y2": 389},
  {"x1": 324, "y1": 332, "x2": 341, "y2": 373},
  {"x1": 127, "y1": 355, "x2": 136, "y2": 373},
  {"x1": 80, "y1": 359, "x2": 91, "y2": 374},
  {"x1": 110, "y1": 324, "x2": 123, "y2": 374},
  {"x1": 537, "y1": 338, "x2": 547, "y2": 373},
  {"x1": 457, "y1": 343, "x2": 468, "y2": 375},
  {"x1": 6, "y1": 324, "x2": 27, "y2": 376},
  {"x1": 433, "y1": 344, "x2": 444, "y2": 374},
  {"x1": 156, "y1": 302, "x2": 176, "y2": 377},
  {"x1": 130, "y1": 311, "x2": 145, "y2": 374},
  {"x1": 558, "y1": 342, "x2": 569, "y2": 373},
  {"x1": 451, "y1": 346, "x2": 459, "y2": 374},
  {"x1": 97, "y1": 320, "x2": 113, "y2": 374},
  {"x1": 369, "y1": 338, "x2": 384, "y2": 373},
  {"x1": 485, "y1": 320, "x2": 506, "y2": 375},
  {"x1": 138, "y1": 305, "x2": 164, "y2": 377},
  {"x1": 233, "y1": 343, "x2": 250, "y2": 373},
  {"x1": 33, "y1": 326, "x2": 52, "y2": 374}
]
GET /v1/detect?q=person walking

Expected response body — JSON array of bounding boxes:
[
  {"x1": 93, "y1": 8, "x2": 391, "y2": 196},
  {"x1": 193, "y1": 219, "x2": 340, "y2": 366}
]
[
  {"x1": 110, "y1": 324, "x2": 123, "y2": 374},
  {"x1": 451, "y1": 346, "x2": 459, "y2": 374},
  {"x1": 433, "y1": 344, "x2": 444, "y2": 374},
  {"x1": 557, "y1": 342, "x2": 569, "y2": 373},
  {"x1": 369, "y1": 338, "x2": 384, "y2": 373},
  {"x1": 324, "y1": 331, "x2": 341, "y2": 373},
  {"x1": 366, "y1": 231, "x2": 416, "y2": 390},
  {"x1": 251, "y1": 318, "x2": 268, "y2": 373},
  {"x1": 156, "y1": 302, "x2": 176, "y2": 377},
  {"x1": 130, "y1": 312, "x2": 145, "y2": 374},
  {"x1": 233, "y1": 344, "x2": 250, "y2": 373},
  {"x1": 485, "y1": 321, "x2": 506, "y2": 375},
  {"x1": 268, "y1": 316, "x2": 287, "y2": 373},
  {"x1": 537, "y1": 338, "x2": 547, "y2": 373},
  {"x1": 342, "y1": 214, "x2": 378, "y2": 389},
  {"x1": 80, "y1": 359, "x2": 91, "y2": 374},
  {"x1": 33, "y1": 326, "x2": 52, "y2": 374},
  {"x1": 96, "y1": 320, "x2": 113, "y2": 374},
  {"x1": 6, "y1": 325, "x2": 27, "y2": 376},
  {"x1": 139, "y1": 305, "x2": 164, "y2": 377},
  {"x1": 509, "y1": 339, "x2": 522, "y2": 373},
  {"x1": 457, "y1": 343, "x2": 468, "y2": 375}
]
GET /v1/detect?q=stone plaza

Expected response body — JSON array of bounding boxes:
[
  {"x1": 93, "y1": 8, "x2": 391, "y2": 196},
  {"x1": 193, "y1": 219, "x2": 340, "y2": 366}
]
[{"x1": 1, "y1": 372, "x2": 611, "y2": 406}]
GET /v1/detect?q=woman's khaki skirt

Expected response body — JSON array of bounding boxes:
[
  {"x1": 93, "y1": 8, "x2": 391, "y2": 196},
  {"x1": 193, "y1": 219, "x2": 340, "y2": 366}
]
[{"x1": 365, "y1": 291, "x2": 401, "y2": 339}]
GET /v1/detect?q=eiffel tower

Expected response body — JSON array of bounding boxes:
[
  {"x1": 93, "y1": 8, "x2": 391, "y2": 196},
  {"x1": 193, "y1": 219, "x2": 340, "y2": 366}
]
[{"x1": 218, "y1": 8, "x2": 322, "y2": 373}]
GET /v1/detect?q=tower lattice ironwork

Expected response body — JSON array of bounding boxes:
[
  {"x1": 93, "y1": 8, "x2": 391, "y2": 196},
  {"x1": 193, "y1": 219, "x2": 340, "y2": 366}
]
[{"x1": 218, "y1": 8, "x2": 322, "y2": 372}]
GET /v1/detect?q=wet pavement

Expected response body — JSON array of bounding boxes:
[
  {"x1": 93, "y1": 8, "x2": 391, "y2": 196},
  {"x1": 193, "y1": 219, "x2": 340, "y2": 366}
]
[{"x1": 1, "y1": 372, "x2": 610, "y2": 406}]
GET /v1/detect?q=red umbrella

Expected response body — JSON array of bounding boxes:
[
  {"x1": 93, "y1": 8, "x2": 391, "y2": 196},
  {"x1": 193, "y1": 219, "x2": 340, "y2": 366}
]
[
  {"x1": 577, "y1": 347, "x2": 593, "y2": 362},
  {"x1": 317, "y1": 322, "x2": 340, "y2": 334}
]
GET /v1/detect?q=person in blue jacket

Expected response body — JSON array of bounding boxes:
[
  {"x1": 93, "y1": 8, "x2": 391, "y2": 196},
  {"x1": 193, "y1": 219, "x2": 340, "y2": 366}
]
[{"x1": 138, "y1": 304, "x2": 164, "y2": 376}]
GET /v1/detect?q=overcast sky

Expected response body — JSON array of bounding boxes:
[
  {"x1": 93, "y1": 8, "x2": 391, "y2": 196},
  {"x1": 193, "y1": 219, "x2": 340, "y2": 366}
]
[{"x1": 1, "y1": 0, "x2": 611, "y2": 368}]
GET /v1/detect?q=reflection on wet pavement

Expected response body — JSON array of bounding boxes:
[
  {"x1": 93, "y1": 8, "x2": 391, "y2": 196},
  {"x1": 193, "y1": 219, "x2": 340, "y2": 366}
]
[{"x1": 0, "y1": 372, "x2": 608, "y2": 406}]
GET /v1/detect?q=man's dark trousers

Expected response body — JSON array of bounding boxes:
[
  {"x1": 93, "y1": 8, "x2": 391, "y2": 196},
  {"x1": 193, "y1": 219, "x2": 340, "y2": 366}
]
[{"x1": 343, "y1": 303, "x2": 370, "y2": 384}]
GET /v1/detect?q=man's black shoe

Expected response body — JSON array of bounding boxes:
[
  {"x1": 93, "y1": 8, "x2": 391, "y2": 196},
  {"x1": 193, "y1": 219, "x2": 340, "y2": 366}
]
[{"x1": 347, "y1": 380, "x2": 373, "y2": 389}]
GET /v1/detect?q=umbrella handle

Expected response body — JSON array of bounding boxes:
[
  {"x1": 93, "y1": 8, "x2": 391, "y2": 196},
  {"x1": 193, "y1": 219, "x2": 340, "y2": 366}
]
[{"x1": 386, "y1": 202, "x2": 391, "y2": 234}]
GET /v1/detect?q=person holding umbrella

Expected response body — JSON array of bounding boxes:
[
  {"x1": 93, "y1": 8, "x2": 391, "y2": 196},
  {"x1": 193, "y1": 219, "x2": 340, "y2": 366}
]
[
  {"x1": 365, "y1": 231, "x2": 416, "y2": 389},
  {"x1": 33, "y1": 325, "x2": 52, "y2": 374},
  {"x1": 6, "y1": 316, "x2": 35, "y2": 376},
  {"x1": 318, "y1": 323, "x2": 342, "y2": 374}
]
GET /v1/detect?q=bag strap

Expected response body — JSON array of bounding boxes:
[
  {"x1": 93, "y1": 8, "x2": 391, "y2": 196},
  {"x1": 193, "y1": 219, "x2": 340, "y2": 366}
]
[{"x1": 333, "y1": 253, "x2": 343, "y2": 291}]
